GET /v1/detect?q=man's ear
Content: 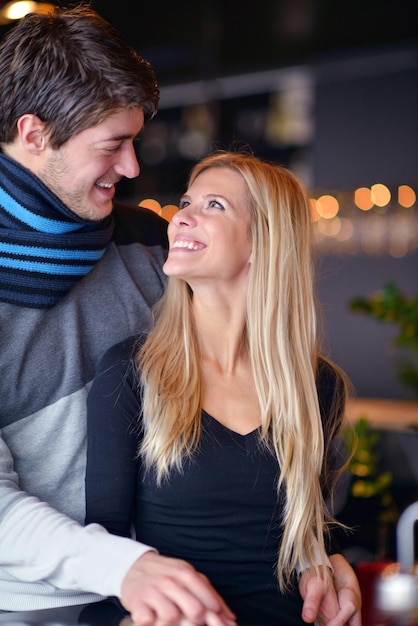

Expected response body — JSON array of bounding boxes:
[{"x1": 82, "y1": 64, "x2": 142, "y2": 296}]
[{"x1": 16, "y1": 114, "x2": 48, "y2": 154}]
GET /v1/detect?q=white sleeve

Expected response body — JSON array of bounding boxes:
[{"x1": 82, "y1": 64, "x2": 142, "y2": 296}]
[
  {"x1": 295, "y1": 538, "x2": 333, "y2": 577},
  {"x1": 0, "y1": 433, "x2": 154, "y2": 597}
]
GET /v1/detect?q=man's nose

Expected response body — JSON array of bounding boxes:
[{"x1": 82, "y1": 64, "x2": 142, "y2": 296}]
[{"x1": 115, "y1": 145, "x2": 140, "y2": 179}]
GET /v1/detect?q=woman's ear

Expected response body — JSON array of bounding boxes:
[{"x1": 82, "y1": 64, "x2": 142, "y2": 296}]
[{"x1": 16, "y1": 114, "x2": 48, "y2": 154}]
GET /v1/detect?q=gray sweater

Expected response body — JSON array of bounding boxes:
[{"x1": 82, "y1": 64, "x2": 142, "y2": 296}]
[{"x1": 0, "y1": 201, "x2": 168, "y2": 610}]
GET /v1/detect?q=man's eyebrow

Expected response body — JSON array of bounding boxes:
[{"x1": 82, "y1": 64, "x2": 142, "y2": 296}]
[{"x1": 101, "y1": 128, "x2": 144, "y2": 142}]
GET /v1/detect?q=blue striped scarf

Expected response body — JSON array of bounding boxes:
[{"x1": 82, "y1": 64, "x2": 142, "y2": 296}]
[{"x1": 0, "y1": 153, "x2": 114, "y2": 308}]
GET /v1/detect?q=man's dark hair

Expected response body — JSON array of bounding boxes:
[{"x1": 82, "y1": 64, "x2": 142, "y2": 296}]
[{"x1": 0, "y1": 5, "x2": 159, "y2": 147}]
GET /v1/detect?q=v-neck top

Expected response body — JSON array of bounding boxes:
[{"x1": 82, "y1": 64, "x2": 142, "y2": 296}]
[{"x1": 85, "y1": 336, "x2": 344, "y2": 626}]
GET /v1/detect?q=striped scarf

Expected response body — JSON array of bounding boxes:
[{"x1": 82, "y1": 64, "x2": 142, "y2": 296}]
[{"x1": 0, "y1": 153, "x2": 114, "y2": 308}]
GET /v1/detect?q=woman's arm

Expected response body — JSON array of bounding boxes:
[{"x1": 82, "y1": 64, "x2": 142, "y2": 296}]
[
  {"x1": 298, "y1": 555, "x2": 362, "y2": 625},
  {"x1": 85, "y1": 337, "x2": 238, "y2": 626},
  {"x1": 85, "y1": 336, "x2": 141, "y2": 537}
]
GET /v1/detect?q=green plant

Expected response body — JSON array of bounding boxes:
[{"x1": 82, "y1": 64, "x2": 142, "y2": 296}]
[
  {"x1": 349, "y1": 282, "x2": 418, "y2": 396},
  {"x1": 343, "y1": 417, "x2": 399, "y2": 558},
  {"x1": 344, "y1": 418, "x2": 397, "y2": 521}
]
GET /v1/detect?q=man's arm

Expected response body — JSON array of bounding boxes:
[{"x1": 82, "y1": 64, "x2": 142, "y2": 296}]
[
  {"x1": 0, "y1": 434, "x2": 236, "y2": 625},
  {"x1": 0, "y1": 431, "x2": 148, "y2": 595}
]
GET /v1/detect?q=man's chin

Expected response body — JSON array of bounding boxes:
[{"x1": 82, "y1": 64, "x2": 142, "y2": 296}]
[{"x1": 84, "y1": 199, "x2": 114, "y2": 221}]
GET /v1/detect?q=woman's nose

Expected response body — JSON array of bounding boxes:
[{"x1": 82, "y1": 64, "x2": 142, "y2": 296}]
[{"x1": 172, "y1": 206, "x2": 196, "y2": 226}]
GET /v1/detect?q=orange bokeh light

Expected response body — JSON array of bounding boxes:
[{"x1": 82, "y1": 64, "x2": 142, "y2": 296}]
[
  {"x1": 354, "y1": 187, "x2": 374, "y2": 210},
  {"x1": 161, "y1": 204, "x2": 179, "y2": 221},
  {"x1": 310, "y1": 199, "x2": 321, "y2": 222},
  {"x1": 138, "y1": 198, "x2": 162, "y2": 215},
  {"x1": 398, "y1": 185, "x2": 416, "y2": 208},
  {"x1": 315, "y1": 195, "x2": 339, "y2": 219},
  {"x1": 371, "y1": 183, "x2": 391, "y2": 207}
]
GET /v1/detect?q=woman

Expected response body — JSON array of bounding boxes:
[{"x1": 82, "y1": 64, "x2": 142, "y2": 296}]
[{"x1": 86, "y1": 151, "x2": 360, "y2": 625}]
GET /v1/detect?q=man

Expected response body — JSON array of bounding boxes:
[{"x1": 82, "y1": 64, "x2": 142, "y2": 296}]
[{"x1": 0, "y1": 6, "x2": 361, "y2": 626}]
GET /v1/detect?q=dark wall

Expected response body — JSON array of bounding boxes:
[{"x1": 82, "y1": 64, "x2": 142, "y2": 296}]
[
  {"x1": 312, "y1": 48, "x2": 418, "y2": 189},
  {"x1": 312, "y1": 49, "x2": 417, "y2": 400},
  {"x1": 316, "y1": 251, "x2": 418, "y2": 400}
]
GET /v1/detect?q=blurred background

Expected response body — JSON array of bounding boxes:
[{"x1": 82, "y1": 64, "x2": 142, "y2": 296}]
[
  {"x1": 1, "y1": 0, "x2": 417, "y2": 593},
  {"x1": 1, "y1": 0, "x2": 417, "y2": 402}
]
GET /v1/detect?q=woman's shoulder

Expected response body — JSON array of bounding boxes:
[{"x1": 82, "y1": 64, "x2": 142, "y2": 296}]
[
  {"x1": 101, "y1": 333, "x2": 147, "y2": 361},
  {"x1": 316, "y1": 355, "x2": 348, "y2": 425},
  {"x1": 94, "y1": 333, "x2": 148, "y2": 382},
  {"x1": 316, "y1": 355, "x2": 346, "y2": 389}
]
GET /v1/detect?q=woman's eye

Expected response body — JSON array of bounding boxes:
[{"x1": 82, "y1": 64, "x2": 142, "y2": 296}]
[{"x1": 208, "y1": 199, "x2": 225, "y2": 211}]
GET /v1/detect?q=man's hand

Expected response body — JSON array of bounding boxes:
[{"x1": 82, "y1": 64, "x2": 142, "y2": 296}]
[
  {"x1": 120, "y1": 551, "x2": 236, "y2": 626},
  {"x1": 298, "y1": 554, "x2": 362, "y2": 626}
]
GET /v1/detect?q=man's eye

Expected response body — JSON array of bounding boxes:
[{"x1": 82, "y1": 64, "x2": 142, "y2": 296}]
[{"x1": 104, "y1": 143, "x2": 122, "y2": 153}]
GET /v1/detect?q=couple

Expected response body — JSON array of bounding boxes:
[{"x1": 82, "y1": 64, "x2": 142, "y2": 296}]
[{"x1": 0, "y1": 4, "x2": 361, "y2": 626}]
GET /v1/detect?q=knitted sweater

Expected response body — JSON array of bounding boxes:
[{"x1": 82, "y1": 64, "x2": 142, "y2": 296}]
[{"x1": 0, "y1": 174, "x2": 169, "y2": 609}]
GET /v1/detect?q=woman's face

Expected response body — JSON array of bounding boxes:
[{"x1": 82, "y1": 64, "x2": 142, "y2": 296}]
[{"x1": 164, "y1": 167, "x2": 252, "y2": 290}]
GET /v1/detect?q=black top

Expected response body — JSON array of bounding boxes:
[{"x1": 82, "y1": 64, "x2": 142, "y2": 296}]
[{"x1": 85, "y1": 336, "x2": 344, "y2": 626}]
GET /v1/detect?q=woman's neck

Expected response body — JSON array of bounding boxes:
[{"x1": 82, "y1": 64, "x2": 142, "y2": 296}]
[{"x1": 192, "y1": 289, "x2": 248, "y2": 374}]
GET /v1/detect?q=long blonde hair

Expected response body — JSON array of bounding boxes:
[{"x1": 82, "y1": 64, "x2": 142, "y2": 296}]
[{"x1": 137, "y1": 150, "x2": 346, "y2": 590}]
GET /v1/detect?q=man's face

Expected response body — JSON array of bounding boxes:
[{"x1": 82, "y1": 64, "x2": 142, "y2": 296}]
[{"x1": 38, "y1": 108, "x2": 145, "y2": 221}]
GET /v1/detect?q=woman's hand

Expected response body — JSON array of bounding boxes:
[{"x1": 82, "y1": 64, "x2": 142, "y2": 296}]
[{"x1": 298, "y1": 554, "x2": 362, "y2": 625}]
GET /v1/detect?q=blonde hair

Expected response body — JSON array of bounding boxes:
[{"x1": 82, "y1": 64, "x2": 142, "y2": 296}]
[{"x1": 137, "y1": 150, "x2": 346, "y2": 590}]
